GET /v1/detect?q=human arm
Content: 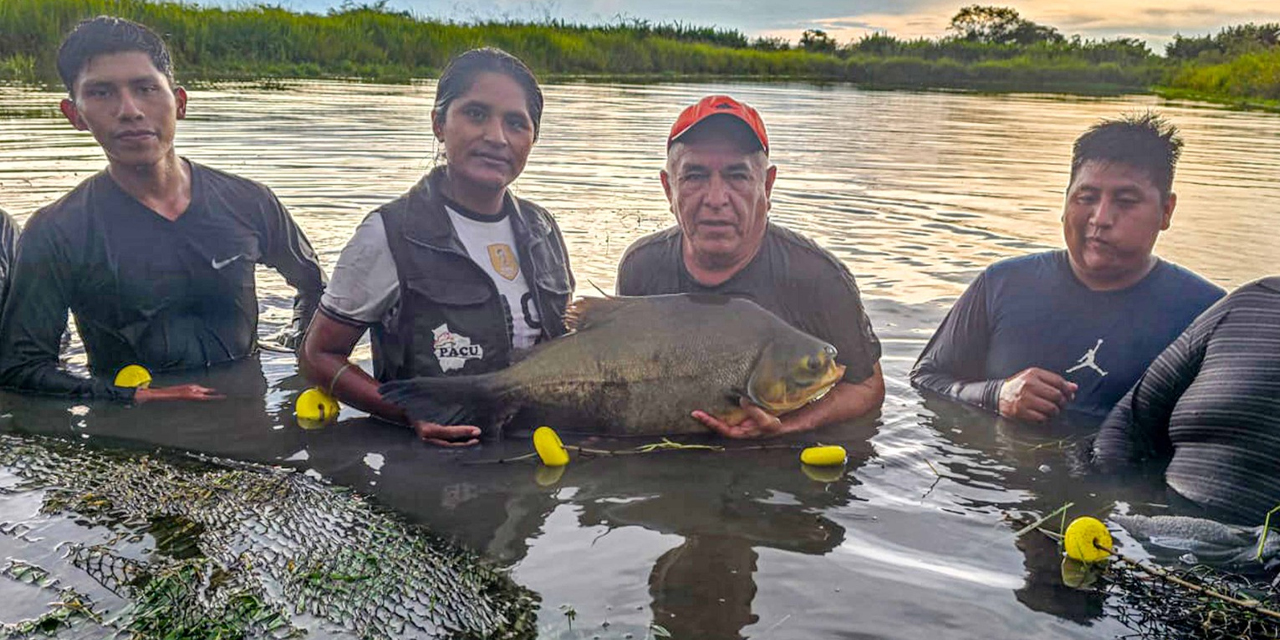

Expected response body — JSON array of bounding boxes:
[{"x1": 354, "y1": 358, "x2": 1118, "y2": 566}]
[
  {"x1": 1092, "y1": 312, "x2": 1216, "y2": 472},
  {"x1": 299, "y1": 311, "x2": 480, "y2": 446},
  {"x1": 909, "y1": 273, "x2": 1075, "y2": 422},
  {"x1": 694, "y1": 363, "x2": 886, "y2": 438},
  {"x1": 0, "y1": 217, "x2": 216, "y2": 402},
  {"x1": 259, "y1": 193, "x2": 327, "y2": 349}
]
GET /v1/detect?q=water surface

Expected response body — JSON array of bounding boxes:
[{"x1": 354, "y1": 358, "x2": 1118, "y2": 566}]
[{"x1": 1, "y1": 80, "x2": 1279, "y2": 639}]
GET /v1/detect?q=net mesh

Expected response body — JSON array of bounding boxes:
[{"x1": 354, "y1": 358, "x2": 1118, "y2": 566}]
[{"x1": 0, "y1": 433, "x2": 537, "y2": 639}]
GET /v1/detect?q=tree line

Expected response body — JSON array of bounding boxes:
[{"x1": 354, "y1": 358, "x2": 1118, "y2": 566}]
[{"x1": 0, "y1": 1, "x2": 1276, "y2": 105}]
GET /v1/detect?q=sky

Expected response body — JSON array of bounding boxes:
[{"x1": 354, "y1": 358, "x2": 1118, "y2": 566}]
[{"x1": 271, "y1": 0, "x2": 1280, "y2": 52}]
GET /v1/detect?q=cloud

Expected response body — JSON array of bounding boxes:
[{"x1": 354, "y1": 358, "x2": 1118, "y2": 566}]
[
  {"x1": 271, "y1": 0, "x2": 1280, "y2": 49},
  {"x1": 759, "y1": 0, "x2": 1280, "y2": 50}
]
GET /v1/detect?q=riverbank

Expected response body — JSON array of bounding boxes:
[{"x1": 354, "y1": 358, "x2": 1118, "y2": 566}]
[{"x1": 0, "y1": 0, "x2": 1277, "y2": 106}]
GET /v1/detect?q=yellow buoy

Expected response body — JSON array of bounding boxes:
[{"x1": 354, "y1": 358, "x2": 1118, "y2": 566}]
[
  {"x1": 534, "y1": 464, "x2": 566, "y2": 486},
  {"x1": 801, "y1": 464, "x2": 844, "y2": 483},
  {"x1": 113, "y1": 364, "x2": 152, "y2": 389},
  {"x1": 295, "y1": 387, "x2": 340, "y2": 424},
  {"x1": 1063, "y1": 516, "x2": 1113, "y2": 564},
  {"x1": 533, "y1": 426, "x2": 570, "y2": 467},
  {"x1": 800, "y1": 445, "x2": 847, "y2": 467}
]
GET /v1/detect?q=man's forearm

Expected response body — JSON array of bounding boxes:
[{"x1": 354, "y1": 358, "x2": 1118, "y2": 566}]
[
  {"x1": 0, "y1": 358, "x2": 134, "y2": 402},
  {"x1": 909, "y1": 368, "x2": 1004, "y2": 411},
  {"x1": 782, "y1": 364, "x2": 886, "y2": 433}
]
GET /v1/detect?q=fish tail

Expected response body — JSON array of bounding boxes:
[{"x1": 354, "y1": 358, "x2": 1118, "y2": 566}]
[{"x1": 378, "y1": 374, "x2": 514, "y2": 429}]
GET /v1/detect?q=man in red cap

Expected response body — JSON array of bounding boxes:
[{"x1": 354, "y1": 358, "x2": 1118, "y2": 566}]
[{"x1": 616, "y1": 95, "x2": 885, "y2": 438}]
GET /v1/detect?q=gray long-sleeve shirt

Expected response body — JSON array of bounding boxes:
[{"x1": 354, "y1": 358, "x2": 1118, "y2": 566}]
[
  {"x1": 1093, "y1": 277, "x2": 1280, "y2": 522},
  {"x1": 0, "y1": 161, "x2": 325, "y2": 401}
]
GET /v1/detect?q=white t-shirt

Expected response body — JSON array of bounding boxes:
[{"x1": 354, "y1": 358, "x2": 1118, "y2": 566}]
[{"x1": 320, "y1": 206, "x2": 541, "y2": 350}]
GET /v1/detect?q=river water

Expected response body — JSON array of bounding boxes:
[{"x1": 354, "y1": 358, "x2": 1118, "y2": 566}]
[{"x1": 0, "y1": 80, "x2": 1278, "y2": 639}]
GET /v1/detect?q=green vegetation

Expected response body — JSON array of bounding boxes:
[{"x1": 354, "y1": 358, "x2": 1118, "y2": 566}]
[{"x1": 0, "y1": 0, "x2": 1277, "y2": 105}]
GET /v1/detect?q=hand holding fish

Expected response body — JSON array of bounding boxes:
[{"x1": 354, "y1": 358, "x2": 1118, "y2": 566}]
[
  {"x1": 692, "y1": 398, "x2": 787, "y2": 439},
  {"x1": 413, "y1": 421, "x2": 482, "y2": 447}
]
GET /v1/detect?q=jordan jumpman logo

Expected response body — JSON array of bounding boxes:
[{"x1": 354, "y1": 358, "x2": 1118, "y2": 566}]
[{"x1": 1065, "y1": 338, "x2": 1108, "y2": 377}]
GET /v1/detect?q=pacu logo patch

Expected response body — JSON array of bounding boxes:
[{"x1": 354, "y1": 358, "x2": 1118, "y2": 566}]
[{"x1": 433, "y1": 323, "x2": 484, "y2": 372}]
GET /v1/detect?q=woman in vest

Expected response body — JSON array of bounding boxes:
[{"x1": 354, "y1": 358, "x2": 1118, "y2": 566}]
[{"x1": 301, "y1": 48, "x2": 574, "y2": 446}]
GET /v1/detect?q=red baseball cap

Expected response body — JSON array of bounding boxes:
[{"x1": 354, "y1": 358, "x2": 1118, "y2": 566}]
[{"x1": 667, "y1": 95, "x2": 769, "y2": 155}]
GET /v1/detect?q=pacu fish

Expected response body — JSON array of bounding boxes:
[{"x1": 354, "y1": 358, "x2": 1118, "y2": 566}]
[
  {"x1": 1112, "y1": 513, "x2": 1280, "y2": 571},
  {"x1": 379, "y1": 294, "x2": 846, "y2": 435}
]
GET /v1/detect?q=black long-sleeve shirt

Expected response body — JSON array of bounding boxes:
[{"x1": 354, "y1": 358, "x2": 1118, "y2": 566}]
[
  {"x1": 0, "y1": 161, "x2": 326, "y2": 401},
  {"x1": 1093, "y1": 277, "x2": 1280, "y2": 522},
  {"x1": 910, "y1": 251, "x2": 1223, "y2": 419}
]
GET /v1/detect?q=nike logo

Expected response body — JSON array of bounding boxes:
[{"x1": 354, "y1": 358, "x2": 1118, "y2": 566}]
[{"x1": 211, "y1": 254, "x2": 246, "y2": 270}]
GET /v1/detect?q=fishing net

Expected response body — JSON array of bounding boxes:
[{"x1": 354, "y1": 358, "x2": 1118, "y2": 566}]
[
  {"x1": 1099, "y1": 560, "x2": 1280, "y2": 640},
  {"x1": 0, "y1": 433, "x2": 537, "y2": 639}
]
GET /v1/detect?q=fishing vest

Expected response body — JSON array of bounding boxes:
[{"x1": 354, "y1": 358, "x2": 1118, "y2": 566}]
[{"x1": 373, "y1": 167, "x2": 573, "y2": 382}]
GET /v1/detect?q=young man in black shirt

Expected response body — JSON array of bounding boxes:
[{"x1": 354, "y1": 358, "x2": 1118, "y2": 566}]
[
  {"x1": 0, "y1": 17, "x2": 325, "y2": 403},
  {"x1": 617, "y1": 95, "x2": 884, "y2": 438}
]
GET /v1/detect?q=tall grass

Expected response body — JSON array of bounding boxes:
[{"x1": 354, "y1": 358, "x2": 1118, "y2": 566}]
[
  {"x1": 1166, "y1": 49, "x2": 1280, "y2": 103},
  {"x1": 0, "y1": 0, "x2": 1168, "y2": 93}
]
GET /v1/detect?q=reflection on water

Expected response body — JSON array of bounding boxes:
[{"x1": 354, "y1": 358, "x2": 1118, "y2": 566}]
[{"x1": 1, "y1": 81, "x2": 1279, "y2": 638}]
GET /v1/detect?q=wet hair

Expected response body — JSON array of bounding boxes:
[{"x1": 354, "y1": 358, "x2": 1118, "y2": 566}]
[
  {"x1": 57, "y1": 16, "x2": 175, "y2": 96},
  {"x1": 433, "y1": 47, "x2": 544, "y2": 141},
  {"x1": 1070, "y1": 112, "x2": 1183, "y2": 202}
]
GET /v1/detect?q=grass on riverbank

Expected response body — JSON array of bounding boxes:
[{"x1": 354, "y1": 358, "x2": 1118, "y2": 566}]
[
  {"x1": 1, "y1": 0, "x2": 1277, "y2": 106},
  {"x1": 0, "y1": 0, "x2": 1161, "y2": 93}
]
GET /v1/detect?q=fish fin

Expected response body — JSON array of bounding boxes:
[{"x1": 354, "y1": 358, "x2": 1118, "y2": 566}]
[
  {"x1": 564, "y1": 296, "x2": 642, "y2": 332},
  {"x1": 378, "y1": 374, "x2": 511, "y2": 432},
  {"x1": 586, "y1": 279, "x2": 616, "y2": 299}
]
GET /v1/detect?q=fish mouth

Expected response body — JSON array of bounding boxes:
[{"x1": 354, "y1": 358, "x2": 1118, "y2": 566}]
[{"x1": 754, "y1": 363, "x2": 846, "y2": 415}]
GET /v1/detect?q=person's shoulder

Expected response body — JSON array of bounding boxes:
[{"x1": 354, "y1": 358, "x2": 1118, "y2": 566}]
[
  {"x1": 22, "y1": 172, "x2": 107, "y2": 234},
  {"x1": 620, "y1": 226, "x2": 682, "y2": 266},
  {"x1": 191, "y1": 161, "x2": 279, "y2": 203},
  {"x1": 984, "y1": 250, "x2": 1061, "y2": 279},
  {"x1": 1250, "y1": 275, "x2": 1280, "y2": 294},
  {"x1": 763, "y1": 223, "x2": 851, "y2": 275},
  {"x1": 1223, "y1": 275, "x2": 1280, "y2": 301},
  {"x1": 1153, "y1": 259, "x2": 1225, "y2": 302}
]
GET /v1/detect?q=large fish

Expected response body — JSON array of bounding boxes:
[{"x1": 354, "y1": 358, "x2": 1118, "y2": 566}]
[
  {"x1": 1112, "y1": 514, "x2": 1280, "y2": 571},
  {"x1": 379, "y1": 294, "x2": 846, "y2": 435}
]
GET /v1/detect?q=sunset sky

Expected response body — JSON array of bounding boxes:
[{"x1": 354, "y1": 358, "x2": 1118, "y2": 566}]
[{"x1": 275, "y1": 0, "x2": 1280, "y2": 51}]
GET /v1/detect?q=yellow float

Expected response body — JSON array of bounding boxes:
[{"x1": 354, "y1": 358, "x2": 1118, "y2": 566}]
[
  {"x1": 1063, "y1": 516, "x2": 1113, "y2": 563},
  {"x1": 800, "y1": 445, "x2": 847, "y2": 467},
  {"x1": 113, "y1": 364, "x2": 152, "y2": 389},
  {"x1": 295, "y1": 387, "x2": 340, "y2": 424},
  {"x1": 533, "y1": 426, "x2": 570, "y2": 467}
]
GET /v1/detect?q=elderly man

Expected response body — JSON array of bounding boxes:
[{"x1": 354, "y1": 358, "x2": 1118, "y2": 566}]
[
  {"x1": 910, "y1": 114, "x2": 1223, "y2": 423},
  {"x1": 617, "y1": 95, "x2": 885, "y2": 438},
  {"x1": 0, "y1": 17, "x2": 325, "y2": 403}
]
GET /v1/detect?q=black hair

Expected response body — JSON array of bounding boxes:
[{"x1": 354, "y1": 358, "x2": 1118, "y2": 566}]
[
  {"x1": 57, "y1": 16, "x2": 174, "y2": 96},
  {"x1": 433, "y1": 47, "x2": 543, "y2": 141},
  {"x1": 1070, "y1": 112, "x2": 1183, "y2": 201}
]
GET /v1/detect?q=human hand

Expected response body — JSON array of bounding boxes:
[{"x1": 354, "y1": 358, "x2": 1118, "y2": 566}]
[
  {"x1": 134, "y1": 384, "x2": 225, "y2": 404},
  {"x1": 413, "y1": 421, "x2": 481, "y2": 447},
  {"x1": 692, "y1": 398, "x2": 786, "y2": 439},
  {"x1": 998, "y1": 367, "x2": 1078, "y2": 422}
]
